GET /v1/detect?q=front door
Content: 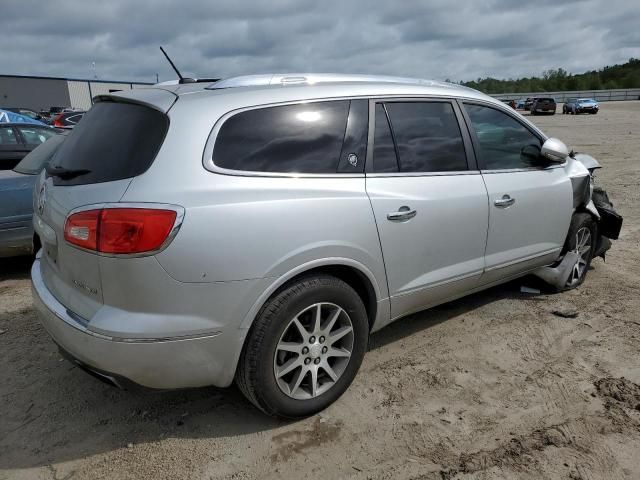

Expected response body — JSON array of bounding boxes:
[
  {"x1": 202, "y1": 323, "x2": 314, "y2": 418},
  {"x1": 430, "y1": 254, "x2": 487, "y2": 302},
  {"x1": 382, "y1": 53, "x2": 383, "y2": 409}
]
[
  {"x1": 366, "y1": 100, "x2": 489, "y2": 324},
  {"x1": 461, "y1": 102, "x2": 573, "y2": 284}
]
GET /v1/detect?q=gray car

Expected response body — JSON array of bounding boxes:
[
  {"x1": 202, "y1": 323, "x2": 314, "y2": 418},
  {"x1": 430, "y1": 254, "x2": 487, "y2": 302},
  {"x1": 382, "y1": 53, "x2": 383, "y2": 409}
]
[
  {"x1": 0, "y1": 133, "x2": 65, "y2": 257},
  {"x1": 31, "y1": 74, "x2": 620, "y2": 417}
]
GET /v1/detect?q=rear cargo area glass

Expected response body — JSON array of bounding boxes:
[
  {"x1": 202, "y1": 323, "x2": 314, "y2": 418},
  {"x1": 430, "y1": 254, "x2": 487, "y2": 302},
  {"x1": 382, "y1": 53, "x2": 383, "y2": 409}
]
[{"x1": 49, "y1": 101, "x2": 168, "y2": 185}]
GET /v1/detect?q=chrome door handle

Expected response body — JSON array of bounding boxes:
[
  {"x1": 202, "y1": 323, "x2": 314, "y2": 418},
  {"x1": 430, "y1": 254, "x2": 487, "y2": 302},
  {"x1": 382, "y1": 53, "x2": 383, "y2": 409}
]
[
  {"x1": 494, "y1": 195, "x2": 516, "y2": 208},
  {"x1": 387, "y1": 206, "x2": 417, "y2": 221}
]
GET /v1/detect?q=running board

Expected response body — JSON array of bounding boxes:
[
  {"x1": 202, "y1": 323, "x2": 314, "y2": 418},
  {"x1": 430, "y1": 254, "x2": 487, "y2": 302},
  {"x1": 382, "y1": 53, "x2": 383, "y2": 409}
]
[{"x1": 531, "y1": 251, "x2": 580, "y2": 289}]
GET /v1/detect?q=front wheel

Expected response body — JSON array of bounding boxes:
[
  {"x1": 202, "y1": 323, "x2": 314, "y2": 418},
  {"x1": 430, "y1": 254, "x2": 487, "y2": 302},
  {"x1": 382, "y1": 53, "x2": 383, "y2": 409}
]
[
  {"x1": 562, "y1": 213, "x2": 596, "y2": 290},
  {"x1": 236, "y1": 275, "x2": 369, "y2": 418}
]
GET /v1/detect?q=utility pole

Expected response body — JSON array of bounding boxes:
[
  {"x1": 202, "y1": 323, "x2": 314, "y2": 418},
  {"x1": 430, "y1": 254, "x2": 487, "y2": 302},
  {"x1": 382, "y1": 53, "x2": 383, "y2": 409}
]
[{"x1": 156, "y1": 73, "x2": 159, "y2": 83}]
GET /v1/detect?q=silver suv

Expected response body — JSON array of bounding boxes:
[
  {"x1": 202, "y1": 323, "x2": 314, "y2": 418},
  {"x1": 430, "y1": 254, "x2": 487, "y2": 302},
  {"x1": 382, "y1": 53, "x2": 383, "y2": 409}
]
[{"x1": 31, "y1": 74, "x2": 621, "y2": 418}]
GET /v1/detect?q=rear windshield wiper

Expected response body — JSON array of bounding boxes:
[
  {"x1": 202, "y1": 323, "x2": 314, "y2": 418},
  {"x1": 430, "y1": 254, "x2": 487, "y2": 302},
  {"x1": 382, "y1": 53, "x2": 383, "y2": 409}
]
[{"x1": 45, "y1": 164, "x2": 91, "y2": 180}]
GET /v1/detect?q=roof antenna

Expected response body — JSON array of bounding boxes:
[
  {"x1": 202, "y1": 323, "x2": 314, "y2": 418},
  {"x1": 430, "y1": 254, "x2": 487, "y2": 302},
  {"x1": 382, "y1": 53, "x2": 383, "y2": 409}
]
[{"x1": 159, "y1": 46, "x2": 195, "y2": 84}]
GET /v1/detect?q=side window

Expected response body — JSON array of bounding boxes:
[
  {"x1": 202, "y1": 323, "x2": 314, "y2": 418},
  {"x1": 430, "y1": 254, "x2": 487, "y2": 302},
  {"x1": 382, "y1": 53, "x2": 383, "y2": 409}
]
[
  {"x1": 374, "y1": 102, "x2": 468, "y2": 173},
  {"x1": 19, "y1": 127, "x2": 55, "y2": 145},
  {"x1": 0, "y1": 127, "x2": 19, "y2": 145},
  {"x1": 373, "y1": 104, "x2": 398, "y2": 172},
  {"x1": 464, "y1": 104, "x2": 543, "y2": 170},
  {"x1": 213, "y1": 100, "x2": 350, "y2": 174}
]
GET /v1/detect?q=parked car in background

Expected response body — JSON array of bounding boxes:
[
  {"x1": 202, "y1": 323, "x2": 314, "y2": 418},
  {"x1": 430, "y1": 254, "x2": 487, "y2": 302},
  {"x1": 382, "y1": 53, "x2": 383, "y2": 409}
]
[
  {"x1": 530, "y1": 97, "x2": 556, "y2": 115},
  {"x1": 39, "y1": 106, "x2": 76, "y2": 122},
  {"x1": 516, "y1": 99, "x2": 526, "y2": 109},
  {"x1": 31, "y1": 74, "x2": 621, "y2": 418},
  {"x1": 50, "y1": 111, "x2": 85, "y2": 129},
  {"x1": 564, "y1": 98, "x2": 599, "y2": 115},
  {"x1": 4, "y1": 108, "x2": 44, "y2": 121},
  {"x1": 0, "y1": 133, "x2": 66, "y2": 257},
  {"x1": 523, "y1": 97, "x2": 537, "y2": 111},
  {"x1": 0, "y1": 123, "x2": 60, "y2": 170}
]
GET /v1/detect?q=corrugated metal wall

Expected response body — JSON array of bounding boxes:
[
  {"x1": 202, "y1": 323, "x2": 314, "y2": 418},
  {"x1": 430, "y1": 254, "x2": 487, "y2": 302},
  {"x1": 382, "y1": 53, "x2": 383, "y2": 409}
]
[{"x1": 67, "y1": 81, "x2": 92, "y2": 110}]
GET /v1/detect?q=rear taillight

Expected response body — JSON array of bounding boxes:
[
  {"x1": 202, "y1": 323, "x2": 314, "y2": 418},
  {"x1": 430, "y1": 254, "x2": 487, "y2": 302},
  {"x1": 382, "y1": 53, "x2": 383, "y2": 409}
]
[
  {"x1": 52, "y1": 114, "x2": 64, "y2": 128},
  {"x1": 64, "y1": 208, "x2": 178, "y2": 254}
]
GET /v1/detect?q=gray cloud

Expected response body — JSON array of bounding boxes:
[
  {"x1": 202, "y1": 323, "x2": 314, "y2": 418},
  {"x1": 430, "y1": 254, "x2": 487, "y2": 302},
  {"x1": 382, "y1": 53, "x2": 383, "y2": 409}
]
[{"x1": 1, "y1": 0, "x2": 638, "y2": 83}]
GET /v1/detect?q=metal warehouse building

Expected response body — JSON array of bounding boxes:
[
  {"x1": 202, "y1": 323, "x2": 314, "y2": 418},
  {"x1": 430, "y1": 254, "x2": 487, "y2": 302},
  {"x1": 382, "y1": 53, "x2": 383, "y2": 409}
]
[{"x1": 0, "y1": 74, "x2": 152, "y2": 112}]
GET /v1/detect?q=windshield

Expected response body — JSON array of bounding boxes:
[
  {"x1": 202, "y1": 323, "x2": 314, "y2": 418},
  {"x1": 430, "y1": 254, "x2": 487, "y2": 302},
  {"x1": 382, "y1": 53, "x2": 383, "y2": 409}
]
[
  {"x1": 13, "y1": 134, "x2": 65, "y2": 175},
  {"x1": 578, "y1": 99, "x2": 595, "y2": 103}
]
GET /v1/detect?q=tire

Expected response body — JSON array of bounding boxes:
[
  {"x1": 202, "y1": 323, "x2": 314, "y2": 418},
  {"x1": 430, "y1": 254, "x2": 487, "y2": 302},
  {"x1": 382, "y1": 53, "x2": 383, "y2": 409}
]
[
  {"x1": 560, "y1": 213, "x2": 597, "y2": 290},
  {"x1": 236, "y1": 274, "x2": 369, "y2": 418}
]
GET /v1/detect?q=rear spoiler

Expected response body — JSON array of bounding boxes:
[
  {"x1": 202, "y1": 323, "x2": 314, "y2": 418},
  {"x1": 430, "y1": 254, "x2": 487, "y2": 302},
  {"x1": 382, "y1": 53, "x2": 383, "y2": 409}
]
[{"x1": 93, "y1": 87, "x2": 178, "y2": 114}]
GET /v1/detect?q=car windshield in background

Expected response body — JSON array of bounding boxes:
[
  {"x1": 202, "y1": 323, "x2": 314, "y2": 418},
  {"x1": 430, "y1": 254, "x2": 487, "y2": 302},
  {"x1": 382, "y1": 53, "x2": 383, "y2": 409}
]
[
  {"x1": 539, "y1": 98, "x2": 554, "y2": 102},
  {"x1": 49, "y1": 101, "x2": 169, "y2": 186},
  {"x1": 579, "y1": 99, "x2": 596, "y2": 103},
  {"x1": 13, "y1": 134, "x2": 66, "y2": 175}
]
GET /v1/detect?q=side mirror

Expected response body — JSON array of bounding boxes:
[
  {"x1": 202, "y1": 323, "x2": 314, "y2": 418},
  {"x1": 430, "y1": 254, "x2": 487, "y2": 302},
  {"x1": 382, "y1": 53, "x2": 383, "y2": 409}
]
[{"x1": 541, "y1": 137, "x2": 569, "y2": 163}]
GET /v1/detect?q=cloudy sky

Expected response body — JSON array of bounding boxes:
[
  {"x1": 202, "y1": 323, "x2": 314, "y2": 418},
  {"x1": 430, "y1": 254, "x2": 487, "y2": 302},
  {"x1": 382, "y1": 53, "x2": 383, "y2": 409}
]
[{"x1": 2, "y1": 0, "x2": 639, "y2": 84}]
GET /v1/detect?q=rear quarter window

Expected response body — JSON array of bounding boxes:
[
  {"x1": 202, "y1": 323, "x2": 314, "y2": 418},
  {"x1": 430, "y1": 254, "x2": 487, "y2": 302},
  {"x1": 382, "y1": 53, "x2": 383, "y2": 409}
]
[
  {"x1": 212, "y1": 100, "x2": 351, "y2": 174},
  {"x1": 49, "y1": 101, "x2": 168, "y2": 186}
]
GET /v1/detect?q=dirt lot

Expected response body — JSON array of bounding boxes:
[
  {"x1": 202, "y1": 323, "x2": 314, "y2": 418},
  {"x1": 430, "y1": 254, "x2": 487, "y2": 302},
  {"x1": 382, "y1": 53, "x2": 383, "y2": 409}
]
[{"x1": 1, "y1": 101, "x2": 639, "y2": 480}]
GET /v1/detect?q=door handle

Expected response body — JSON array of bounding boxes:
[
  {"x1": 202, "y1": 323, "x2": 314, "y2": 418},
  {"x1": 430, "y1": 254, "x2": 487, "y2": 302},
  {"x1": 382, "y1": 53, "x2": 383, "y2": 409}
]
[
  {"x1": 387, "y1": 206, "x2": 417, "y2": 221},
  {"x1": 494, "y1": 194, "x2": 516, "y2": 208}
]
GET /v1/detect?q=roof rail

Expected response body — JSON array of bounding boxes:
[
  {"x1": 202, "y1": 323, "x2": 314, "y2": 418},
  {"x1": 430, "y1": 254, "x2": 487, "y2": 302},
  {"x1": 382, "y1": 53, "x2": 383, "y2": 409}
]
[{"x1": 205, "y1": 73, "x2": 455, "y2": 90}]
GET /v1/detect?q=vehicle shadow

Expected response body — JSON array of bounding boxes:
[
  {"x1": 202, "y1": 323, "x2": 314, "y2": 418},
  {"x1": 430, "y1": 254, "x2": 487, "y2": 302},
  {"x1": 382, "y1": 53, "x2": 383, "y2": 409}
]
[
  {"x1": 0, "y1": 276, "x2": 549, "y2": 470},
  {"x1": 0, "y1": 255, "x2": 33, "y2": 281}
]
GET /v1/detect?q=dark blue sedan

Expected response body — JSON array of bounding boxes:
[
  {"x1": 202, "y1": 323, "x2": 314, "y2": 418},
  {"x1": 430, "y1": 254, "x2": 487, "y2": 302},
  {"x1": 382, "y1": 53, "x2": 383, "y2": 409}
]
[{"x1": 0, "y1": 132, "x2": 65, "y2": 257}]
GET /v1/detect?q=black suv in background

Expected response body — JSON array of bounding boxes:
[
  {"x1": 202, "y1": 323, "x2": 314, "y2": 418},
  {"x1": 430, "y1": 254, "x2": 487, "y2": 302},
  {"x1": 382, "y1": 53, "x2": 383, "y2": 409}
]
[{"x1": 530, "y1": 98, "x2": 556, "y2": 115}]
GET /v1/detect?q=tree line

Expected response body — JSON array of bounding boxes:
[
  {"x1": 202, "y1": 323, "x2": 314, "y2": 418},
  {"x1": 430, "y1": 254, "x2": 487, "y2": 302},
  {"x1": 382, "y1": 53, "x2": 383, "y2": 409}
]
[{"x1": 457, "y1": 58, "x2": 640, "y2": 94}]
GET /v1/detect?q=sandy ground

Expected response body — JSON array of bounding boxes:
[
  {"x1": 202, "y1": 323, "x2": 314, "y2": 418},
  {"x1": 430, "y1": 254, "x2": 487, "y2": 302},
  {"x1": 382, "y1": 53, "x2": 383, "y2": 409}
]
[{"x1": 1, "y1": 101, "x2": 639, "y2": 480}]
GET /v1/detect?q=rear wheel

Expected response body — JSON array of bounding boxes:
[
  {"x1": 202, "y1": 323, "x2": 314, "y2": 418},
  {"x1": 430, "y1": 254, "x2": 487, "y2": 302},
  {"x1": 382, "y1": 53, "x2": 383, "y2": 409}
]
[
  {"x1": 562, "y1": 213, "x2": 596, "y2": 290},
  {"x1": 236, "y1": 274, "x2": 369, "y2": 418}
]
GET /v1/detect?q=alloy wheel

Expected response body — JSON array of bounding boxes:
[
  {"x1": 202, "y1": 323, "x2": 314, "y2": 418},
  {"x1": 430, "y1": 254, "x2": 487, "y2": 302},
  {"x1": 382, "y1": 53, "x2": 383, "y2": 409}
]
[
  {"x1": 273, "y1": 303, "x2": 354, "y2": 400},
  {"x1": 567, "y1": 226, "x2": 591, "y2": 287}
]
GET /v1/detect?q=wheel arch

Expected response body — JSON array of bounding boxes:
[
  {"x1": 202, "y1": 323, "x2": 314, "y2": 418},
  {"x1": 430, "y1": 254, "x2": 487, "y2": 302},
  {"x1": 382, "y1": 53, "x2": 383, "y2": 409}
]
[{"x1": 239, "y1": 259, "x2": 384, "y2": 332}]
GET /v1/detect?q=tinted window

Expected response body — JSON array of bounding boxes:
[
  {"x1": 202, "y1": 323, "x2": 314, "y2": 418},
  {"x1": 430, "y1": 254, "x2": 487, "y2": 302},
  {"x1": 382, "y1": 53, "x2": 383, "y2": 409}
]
[
  {"x1": 50, "y1": 101, "x2": 168, "y2": 186},
  {"x1": 14, "y1": 134, "x2": 65, "y2": 175},
  {"x1": 384, "y1": 102, "x2": 467, "y2": 172},
  {"x1": 373, "y1": 104, "x2": 398, "y2": 172},
  {"x1": 465, "y1": 104, "x2": 543, "y2": 170},
  {"x1": 19, "y1": 126, "x2": 56, "y2": 145},
  {"x1": 214, "y1": 101, "x2": 349, "y2": 173},
  {"x1": 0, "y1": 127, "x2": 19, "y2": 145}
]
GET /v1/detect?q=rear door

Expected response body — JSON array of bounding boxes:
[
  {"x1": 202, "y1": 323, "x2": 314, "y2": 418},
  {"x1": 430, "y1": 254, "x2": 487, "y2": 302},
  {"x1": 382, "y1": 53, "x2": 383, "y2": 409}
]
[
  {"x1": 366, "y1": 99, "x2": 489, "y2": 322},
  {"x1": 460, "y1": 101, "x2": 572, "y2": 284},
  {"x1": 33, "y1": 99, "x2": 171, "y2": 320}
]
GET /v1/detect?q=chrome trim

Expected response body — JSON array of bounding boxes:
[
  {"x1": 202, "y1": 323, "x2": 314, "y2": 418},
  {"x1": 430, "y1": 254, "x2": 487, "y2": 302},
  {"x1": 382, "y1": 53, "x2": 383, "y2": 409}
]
[
  {"x1": 202, "y1": 94, "x2": 497, "y2": 179},
  {"x1": 484, "y1": 248, "x2": 561, "y2": 272},
  {"x1": 480, "y1": 165, "x2": 565, "y2": 174},
  {"x1": 63, "y1": 202, "x2": 185, "y2": 258},
  {"x1": 394, "y1": 269, "x2": 484, "y2": 298},
  {"x1": 367, "y1": 170, "x2": 480, "y2": 178}
]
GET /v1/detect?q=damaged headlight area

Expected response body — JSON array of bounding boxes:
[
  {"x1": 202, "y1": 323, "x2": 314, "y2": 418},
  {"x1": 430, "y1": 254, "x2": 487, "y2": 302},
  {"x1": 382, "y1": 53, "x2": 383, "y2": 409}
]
[{"x1": 571, "y1": 152, "x2": 623, "y2": 256}]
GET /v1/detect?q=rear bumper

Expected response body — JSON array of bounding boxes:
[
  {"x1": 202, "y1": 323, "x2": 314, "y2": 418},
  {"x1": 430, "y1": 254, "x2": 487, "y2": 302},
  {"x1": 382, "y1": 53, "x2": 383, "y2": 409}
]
[{"x1": 31, "y1": 257, "x2": 244, "y2": 389}]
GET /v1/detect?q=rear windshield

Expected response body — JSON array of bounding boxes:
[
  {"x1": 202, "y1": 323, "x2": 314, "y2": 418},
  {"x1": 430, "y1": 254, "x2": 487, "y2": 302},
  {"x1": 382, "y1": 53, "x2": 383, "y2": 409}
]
[
  {"x1": 49, "y1": 101, "x2": 168, "y2": 186},
  {"x1": 538, "y1": 98, "x2": 555, "y2": 102}
]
